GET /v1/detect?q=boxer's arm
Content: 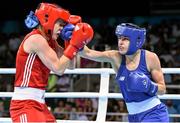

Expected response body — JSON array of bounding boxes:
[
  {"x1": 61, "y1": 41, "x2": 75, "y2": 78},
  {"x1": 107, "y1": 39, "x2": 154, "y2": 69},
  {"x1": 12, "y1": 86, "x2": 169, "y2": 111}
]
[
  {"x1": 54, "y1": 40, "x2": 75, "y2": 69},
  {"x1": 24, "y1": 34, "x2": 71, "y2": 75},
  {"x1": 147, "y1": 51, "x2": 166, "y2": 95},
  {"x1": 79, "y1": 45, "x2": 114, "y2": 62},
  {"x1": 79, "y1": 45, "x2": 122, "y2": 73}
]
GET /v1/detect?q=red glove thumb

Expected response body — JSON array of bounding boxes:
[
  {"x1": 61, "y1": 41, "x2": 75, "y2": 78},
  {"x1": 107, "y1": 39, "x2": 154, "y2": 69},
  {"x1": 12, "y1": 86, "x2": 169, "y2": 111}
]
[{"x1": 69, "y1": 15, "x2": 82, "y2": 25}]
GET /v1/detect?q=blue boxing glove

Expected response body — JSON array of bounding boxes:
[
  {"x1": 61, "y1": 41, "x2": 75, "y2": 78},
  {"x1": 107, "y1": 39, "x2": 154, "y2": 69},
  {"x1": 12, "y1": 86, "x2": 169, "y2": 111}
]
[
  {"x1": 25, "y1": 11, "x2": 39, "y2": 29},
  {"x1": 60, "y1": 24, "x2": 75, "y2": 41},
  {"x1": 126, "y1": 72, "x2": 158, "y2": 96}
]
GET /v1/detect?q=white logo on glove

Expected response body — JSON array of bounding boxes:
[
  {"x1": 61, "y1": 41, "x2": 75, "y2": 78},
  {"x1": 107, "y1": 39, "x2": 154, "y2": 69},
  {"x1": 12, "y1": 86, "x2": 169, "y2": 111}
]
[
  {"x1": 143, "y1": 80, "x2": 148, "y2": 88},
  {"x1": 75, "y1": 26, "x2": 80, "y2": 31},
  {"x1": 119, "y1": 76, "x2": 125, "y2": 81}
]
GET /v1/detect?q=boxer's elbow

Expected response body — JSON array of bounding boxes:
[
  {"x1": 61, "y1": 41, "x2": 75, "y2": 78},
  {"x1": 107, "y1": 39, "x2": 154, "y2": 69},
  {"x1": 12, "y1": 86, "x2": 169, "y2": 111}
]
[{"x1": 52, "y1": 63, "x2": 66, "y2": 76}]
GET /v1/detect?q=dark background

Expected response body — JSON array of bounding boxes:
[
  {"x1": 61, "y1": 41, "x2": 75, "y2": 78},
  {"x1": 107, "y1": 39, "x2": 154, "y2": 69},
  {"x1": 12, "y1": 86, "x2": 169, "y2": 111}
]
[{"x1": 1, "y1": 0, "x2": 180, "y2": 20}]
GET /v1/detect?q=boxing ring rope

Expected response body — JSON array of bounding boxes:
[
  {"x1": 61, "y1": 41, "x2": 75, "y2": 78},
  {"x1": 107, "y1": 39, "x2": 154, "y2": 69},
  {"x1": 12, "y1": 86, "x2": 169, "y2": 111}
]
[{"x1": 0, "y1": 68, "x2": 180, "y2": 123}]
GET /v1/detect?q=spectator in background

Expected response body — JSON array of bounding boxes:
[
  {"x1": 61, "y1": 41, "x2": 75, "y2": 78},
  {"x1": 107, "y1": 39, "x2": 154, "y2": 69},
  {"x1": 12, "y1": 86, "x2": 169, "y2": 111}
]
[
  {"x1": 49, "y1": 75, "x2": 70, "y2": 92},
  {"x1": 115, "y1": 99, "x2": 128, "y2": 122},
  {"x1": 166, "y1": 99, "x2": 178, "y2": 122},
  {"x1": 53, "y1": 100, "x2": 67, "y2": 119},
  {"x1": 0, "y1": 101, "x2": 6, "y2": 117},
  {"x1": 76, "y1": 106, "x2": 89, "y2": 120}
]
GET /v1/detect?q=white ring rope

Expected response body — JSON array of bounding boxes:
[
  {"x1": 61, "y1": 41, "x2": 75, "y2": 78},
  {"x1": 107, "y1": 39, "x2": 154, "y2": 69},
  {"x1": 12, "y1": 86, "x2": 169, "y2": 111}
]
[
  {"x1": 0, "y1": 68, "x2": 180, "y2": 123},
  {"x1": 0, "y1": 92, "x2": 180, "y2": 100},
  {"x1": 1, "y1": 68, "x2": 180, "y2": 74}
]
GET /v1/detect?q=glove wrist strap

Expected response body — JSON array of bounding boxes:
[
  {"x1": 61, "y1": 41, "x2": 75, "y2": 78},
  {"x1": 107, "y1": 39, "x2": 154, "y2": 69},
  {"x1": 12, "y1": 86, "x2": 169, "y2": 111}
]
[{"x1": 64, "y1": 45, "x2": 78, "y2": 60}]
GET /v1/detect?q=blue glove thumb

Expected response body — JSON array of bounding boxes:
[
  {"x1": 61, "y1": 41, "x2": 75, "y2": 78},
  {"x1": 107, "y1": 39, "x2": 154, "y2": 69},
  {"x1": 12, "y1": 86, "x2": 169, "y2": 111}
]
[
  {"x1": 60, "y1": 24, "x2": 75, "y2": 41},
  {"x1": 25, "y1": 11, "x2": 39, "y2": 29}
]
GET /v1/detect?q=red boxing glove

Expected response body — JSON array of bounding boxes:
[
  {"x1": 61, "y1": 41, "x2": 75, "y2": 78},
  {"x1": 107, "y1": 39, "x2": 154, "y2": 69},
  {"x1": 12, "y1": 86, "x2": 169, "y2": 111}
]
[
  {"x1": 64, "y1": 23, "x2": 94, "y2": 60},
  {"x1": 64, "y1": 15, "x2": 82, "y2": 49},
  {"x1": 69, "y1": 15, "x2": 82, "y2": 25}
]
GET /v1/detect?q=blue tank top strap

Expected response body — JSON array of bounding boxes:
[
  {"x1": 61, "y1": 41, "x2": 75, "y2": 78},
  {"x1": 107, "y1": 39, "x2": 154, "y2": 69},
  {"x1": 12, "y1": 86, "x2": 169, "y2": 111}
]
[
  {"x1": 116, "y1": 55, "x2": 125, "y2": 79},
  {"x1": 139, "y1": 49, "x2": 145, "y2": 66},
  {"x1": 138, "y1": 49, "x2": 150, "y2": 75},
  {"x1": 121, "y1": 55, "x2": 125, "y2": 65}
]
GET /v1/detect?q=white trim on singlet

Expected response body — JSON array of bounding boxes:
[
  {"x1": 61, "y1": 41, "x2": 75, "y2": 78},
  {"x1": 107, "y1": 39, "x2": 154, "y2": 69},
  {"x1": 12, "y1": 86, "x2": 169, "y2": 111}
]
[
  {"x1": 126, "y1": 96, "x2": 161, "y2": 114},
  {"x1": 20, "y1": 114, "x2": 27, "y2": 123},
  {"x1": 21, "y1": 53, "x2": 36, "y2": 87},
  {"x1": 12, "y1": 87, "x2": 45, "y2": 103}
]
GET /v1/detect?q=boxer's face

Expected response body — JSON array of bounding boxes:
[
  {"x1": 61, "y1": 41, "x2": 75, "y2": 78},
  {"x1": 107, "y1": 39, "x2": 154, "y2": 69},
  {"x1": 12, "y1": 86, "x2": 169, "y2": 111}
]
[
  {"x1": 52, "y1": 19, "x2": 67, "y2": 40},
  {"x1": 118, "y1": 36, "x2": 130, "y2": 55}
]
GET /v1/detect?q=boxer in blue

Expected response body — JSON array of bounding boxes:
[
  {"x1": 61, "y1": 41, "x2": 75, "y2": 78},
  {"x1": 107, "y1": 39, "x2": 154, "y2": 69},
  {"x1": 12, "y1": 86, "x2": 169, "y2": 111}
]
[{"x1": 76, "y1": 23, "x2": 169, "y2": 122}]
